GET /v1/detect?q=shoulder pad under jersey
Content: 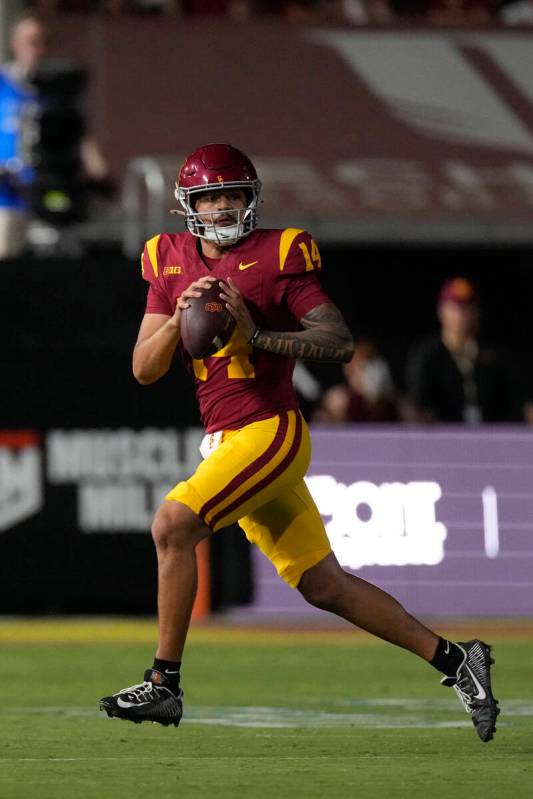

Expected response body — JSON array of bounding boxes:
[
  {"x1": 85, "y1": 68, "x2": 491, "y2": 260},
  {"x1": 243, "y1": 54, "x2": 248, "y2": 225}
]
[
  {"x1": 140, "y1": 234, "x2": 162, "y2": 284},
  {"x1": 277, "y1": 228, "x2": 322, "y2": 275}
]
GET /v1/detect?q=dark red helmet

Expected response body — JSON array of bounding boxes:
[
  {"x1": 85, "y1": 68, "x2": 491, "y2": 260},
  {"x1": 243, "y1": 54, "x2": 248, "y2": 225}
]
[{"x1": 175, "y1": 143, "x2": 262, "y2": 244}]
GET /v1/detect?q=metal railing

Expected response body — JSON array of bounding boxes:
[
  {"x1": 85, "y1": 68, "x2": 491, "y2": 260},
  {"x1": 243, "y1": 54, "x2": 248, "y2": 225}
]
[{"x1": 121, "y1": 156, "x2": 180, "y2": 259}]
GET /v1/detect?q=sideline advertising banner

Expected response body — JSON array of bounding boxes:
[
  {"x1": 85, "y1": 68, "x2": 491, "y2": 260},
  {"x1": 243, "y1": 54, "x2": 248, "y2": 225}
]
[
  {"x1": 0, "y1": 427, "x2": 203, "y2": 614},
  {"x1": 2, "y1": 425, "x2": 532, "y2": 617},
  {"x1": 251, "y1": 427, "x2": 533, "y2": 618}
]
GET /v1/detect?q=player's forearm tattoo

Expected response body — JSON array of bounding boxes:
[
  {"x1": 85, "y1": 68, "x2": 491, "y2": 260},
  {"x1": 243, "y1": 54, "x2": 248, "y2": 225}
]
[{"x1": 254, "y1": 304, "x2": 354, "y2": 363}]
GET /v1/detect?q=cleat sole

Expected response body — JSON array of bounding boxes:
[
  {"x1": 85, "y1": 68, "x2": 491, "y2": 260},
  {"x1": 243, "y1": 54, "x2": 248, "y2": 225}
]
[{"x1": 100, "y1": 707, "x2": 180, "y2": 728}]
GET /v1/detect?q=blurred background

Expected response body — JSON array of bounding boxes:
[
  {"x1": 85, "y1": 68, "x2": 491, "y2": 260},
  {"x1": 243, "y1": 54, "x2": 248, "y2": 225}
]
[{"x1": 1, "y1": 0, "x2": 532, "y2": 623}]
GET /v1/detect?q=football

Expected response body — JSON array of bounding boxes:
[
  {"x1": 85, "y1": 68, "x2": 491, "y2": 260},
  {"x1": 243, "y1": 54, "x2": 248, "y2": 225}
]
[{"x1": 180, "y1": 281, "x2": 236, "y2": 359}]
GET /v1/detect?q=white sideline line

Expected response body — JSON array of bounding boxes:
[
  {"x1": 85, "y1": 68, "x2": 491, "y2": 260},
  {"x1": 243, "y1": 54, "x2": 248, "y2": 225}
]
[
  {"x1": 1, "y1": 705, "x2": 471, "y2": 730},
  {"x1": 1, "y1": 700, "x2": 530, "y2": 730}
]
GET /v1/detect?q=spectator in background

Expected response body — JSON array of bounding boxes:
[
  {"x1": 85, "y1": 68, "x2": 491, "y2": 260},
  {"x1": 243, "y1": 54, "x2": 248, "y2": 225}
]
[
  {"x1": 387, "y1": 0, "x2": 495, "y2": 24},
  {"x1": 405, "y1": 277, "x2": 525, "y2": 424},
  {"x1": 282, "y1": 0, "x2": 328, "y2": 21},
  {"x1": 0, "y1": 13, "x2": 44, "y2": 258},
  {"x1": 227, "y1": 0, "x2": 279, "y2": 18},
  {"x1": 314, "y1": 337, "x2": 398, "y2": 423},
  {"x1": 424, "y1": 0, "x2": 495, "y2": 25},
  {"x1": 497, "y1": 0, "x2": 533, "y2": 24},
  {"x1": 123, "y1": 0, "x2": 181, "y2": 13},
  {"x1": 340, "y1": 0, "x2": 398, "y2": 24},
  {"x1": 179, "y1": 0, "x2": 276, "y2": 14},
  {"x1": 30, "y1": 0, "x2": 276, "y2": 16},
  {"x1": 0, "y1": 12, "x2": 109, "y2": 259}
]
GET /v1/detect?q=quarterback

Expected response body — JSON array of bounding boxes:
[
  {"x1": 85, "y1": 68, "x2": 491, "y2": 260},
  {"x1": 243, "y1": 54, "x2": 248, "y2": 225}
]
[{"x1": 100, "y1": 144, "x2": 499, "y2": 742}]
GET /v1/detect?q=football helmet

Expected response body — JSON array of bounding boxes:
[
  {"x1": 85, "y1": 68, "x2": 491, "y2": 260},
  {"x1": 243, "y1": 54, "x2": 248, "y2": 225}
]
[{"x1": 175, "y1": 143, "x2": 261, "y2": 245}]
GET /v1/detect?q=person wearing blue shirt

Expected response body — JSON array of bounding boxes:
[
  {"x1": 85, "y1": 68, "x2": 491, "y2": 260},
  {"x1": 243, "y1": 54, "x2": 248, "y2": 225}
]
[
  {"x1": 0, "y1": 13, "x2": 45, "y2": 258},
  {"x1": 0, "y1": 12, "x2": 110, "y2": 259}
]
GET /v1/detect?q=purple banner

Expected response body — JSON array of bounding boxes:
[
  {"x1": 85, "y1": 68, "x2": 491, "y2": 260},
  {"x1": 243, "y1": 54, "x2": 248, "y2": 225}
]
[{"x1": 250, "y1": 426, "x2": 533, "y2": 618}]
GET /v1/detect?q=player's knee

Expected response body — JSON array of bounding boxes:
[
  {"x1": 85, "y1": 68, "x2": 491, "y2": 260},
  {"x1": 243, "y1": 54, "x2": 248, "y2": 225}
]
[
  {"x1": 299, "y1": 578, "x2": 340, "y2": 611},
  {"x1": 151, "y1": 501, "x2": 204, "y2": 552},
  {"x1": 297, "y1": 555, "x2": 344, "y2": 611}
]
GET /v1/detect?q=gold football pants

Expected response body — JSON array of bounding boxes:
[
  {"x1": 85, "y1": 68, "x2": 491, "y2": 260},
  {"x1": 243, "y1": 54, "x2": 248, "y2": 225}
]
[{"x1": 166, "y1": 410, "x2": 331, "y2": 587}]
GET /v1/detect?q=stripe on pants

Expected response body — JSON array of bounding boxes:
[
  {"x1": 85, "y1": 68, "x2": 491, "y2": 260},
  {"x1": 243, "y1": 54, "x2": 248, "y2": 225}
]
[
  {"x1": 198, "y1": 412, "x2": 290, "y2": 528},
  {"x1": 209, "y1": 411, "x2": 303, "y2": 529}
]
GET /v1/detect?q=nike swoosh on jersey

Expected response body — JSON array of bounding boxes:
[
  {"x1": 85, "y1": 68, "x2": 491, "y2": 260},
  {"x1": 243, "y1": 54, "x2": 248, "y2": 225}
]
[
  {"x1": 465, "y1": 665, "x2": 487, "y2": 700},
  {"x1": 238, "y1": 260, "x2": 258, "y2": 270},
  {"x1": 117, "y1": 697, "x2": 150, "y2": 709}
]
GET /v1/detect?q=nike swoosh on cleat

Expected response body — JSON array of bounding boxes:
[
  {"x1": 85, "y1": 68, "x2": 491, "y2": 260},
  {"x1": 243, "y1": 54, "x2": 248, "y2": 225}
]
[
  {"x1": 238, "y1": 261, "x2": 258, "y2": 270},
  {"x1": 117, "y1": 697, "x2": 150, "y2": 709},
  {"x1": 164, "y1": 670, "x2": 179, "y2": 674},
  {"x1": 465, "y1": 665, "x2": 487, "y2": 700}
]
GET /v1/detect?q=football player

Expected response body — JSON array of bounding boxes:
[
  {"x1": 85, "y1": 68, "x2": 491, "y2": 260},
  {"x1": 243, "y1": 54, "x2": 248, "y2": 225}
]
[{"x1": 100, "y1": 144, "x2": 499, "y2": 742}]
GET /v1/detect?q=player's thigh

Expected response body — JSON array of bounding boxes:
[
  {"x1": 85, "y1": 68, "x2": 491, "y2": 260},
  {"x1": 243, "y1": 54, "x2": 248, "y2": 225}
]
[
  {"x1": 239, "y1": 479, "x2": 331, "y2": 589},
  {"x1": 166, "y1": 410, "x2": 310, "y2": 532}
]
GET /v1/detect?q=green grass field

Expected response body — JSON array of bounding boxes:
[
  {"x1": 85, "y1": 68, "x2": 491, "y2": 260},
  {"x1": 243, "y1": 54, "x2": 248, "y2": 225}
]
[{"x1": 1, "y1": 619, "x2": 532, "y2": 799}]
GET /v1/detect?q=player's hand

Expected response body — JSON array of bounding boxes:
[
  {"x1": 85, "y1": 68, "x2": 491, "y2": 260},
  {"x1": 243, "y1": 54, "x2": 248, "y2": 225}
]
[
  {"x1": 169, "y1": 276, "x2": 217, "y2": 330},
  {"x1": 219, "y1": 278, "x2": 256, "y2": 342},
  {"x1": 177, "y1": 276, "x2": 217, "y2": 311}
]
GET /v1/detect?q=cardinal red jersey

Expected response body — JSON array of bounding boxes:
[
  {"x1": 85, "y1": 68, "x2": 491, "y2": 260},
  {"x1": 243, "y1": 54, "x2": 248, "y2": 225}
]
[{"x1": 140, "y1": 228, "x2": 330, "y2": 432}]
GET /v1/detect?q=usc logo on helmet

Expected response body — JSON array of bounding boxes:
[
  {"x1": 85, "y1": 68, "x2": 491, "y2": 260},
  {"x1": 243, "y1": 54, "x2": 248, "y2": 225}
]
[{"x1": 217, "y1": 175, "x2": 224, "y2": 183}]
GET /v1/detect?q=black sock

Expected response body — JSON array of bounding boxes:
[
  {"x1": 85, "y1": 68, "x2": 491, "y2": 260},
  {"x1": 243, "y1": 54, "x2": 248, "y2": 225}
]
[
  {"x1": 153, "y1": 658, "x2": 181, "y2": 692},
  {"x1": 430, "y1": 637, "x2": 464, "y2": 677}
]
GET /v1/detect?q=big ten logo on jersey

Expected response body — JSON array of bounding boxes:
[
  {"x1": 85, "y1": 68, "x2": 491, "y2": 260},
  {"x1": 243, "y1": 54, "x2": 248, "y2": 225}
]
[
  {"x1": 192, "y1": 327, "x2": 255, "y2": 382},
  {"x1": 0, "y1": 431, "x2": 43, "y2": 532},
  {"x1": 306, "y1": 475, "x2": 447, "y2": 569},
  {"x1": 163, "y1": 265, "x2": 182, "y2": 276}
]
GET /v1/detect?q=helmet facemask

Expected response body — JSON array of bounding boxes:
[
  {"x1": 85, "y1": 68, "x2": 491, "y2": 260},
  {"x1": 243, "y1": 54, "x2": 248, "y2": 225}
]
[{"x1": 175, "y1": 180, "x2": 261, "y2": 246}]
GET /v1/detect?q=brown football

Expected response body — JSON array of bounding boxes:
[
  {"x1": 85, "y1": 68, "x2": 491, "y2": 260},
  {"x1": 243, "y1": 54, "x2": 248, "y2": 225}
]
[{"x1": 180, "y1": 281, "x2": 236, "y2": 359}]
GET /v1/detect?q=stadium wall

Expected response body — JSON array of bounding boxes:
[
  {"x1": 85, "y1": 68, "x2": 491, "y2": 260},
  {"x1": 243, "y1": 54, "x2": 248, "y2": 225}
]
[{"x1": 47, "y1": 18, "x2": 533, "y2": 245}]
